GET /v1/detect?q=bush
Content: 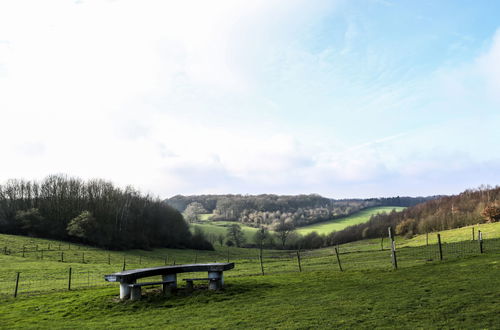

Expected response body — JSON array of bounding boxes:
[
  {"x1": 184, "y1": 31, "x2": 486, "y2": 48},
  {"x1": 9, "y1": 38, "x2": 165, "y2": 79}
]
[
  {"x1": 15, "y1": 208, "x2": 45, "y2": 236},
  {"x1": 395, "y1": 218, "x2": 417, "y2": 237},
  {"x1": 300, "y1": 231, "x2": 325, "y2": 249},
  {"x1": 481, "y1": 204, "x2": 500, "y2": 223}
]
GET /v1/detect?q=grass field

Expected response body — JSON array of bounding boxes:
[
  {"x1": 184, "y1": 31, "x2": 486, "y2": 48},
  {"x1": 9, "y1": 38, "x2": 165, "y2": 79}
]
[
  {"x1": 197, "y1": 213, "x2": 213, "y2": 221},
  {"x1": 0, "y1": 222, "x2": 499, "y2": 294},
  {"x1": 0, "y1": 254, "x2": 498, "y2": 329},
  {"x1": 296, "y1": 206, "x2": 406, "y2": 235},
  {"x1": 0, "y1": 222, "x2": 499, "y2": 328},
  {"x1": 191, "y1": 221, "x2": 260, "y2": 242}
]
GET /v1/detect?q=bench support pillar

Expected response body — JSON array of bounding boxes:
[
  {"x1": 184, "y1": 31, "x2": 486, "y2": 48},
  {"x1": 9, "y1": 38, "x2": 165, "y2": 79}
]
[
  {"x1": 120, "y1": 280, "x2": 135, "y2": 299},
  {"x1": 208, "y1": 271, "x2": 223, "y2": 290},
  {"x1": 162, "y1": 274, "x2": 177, "y2": 294},
  {"x1": 130, "y1": 286, "x2": 141, "y2": 301}
]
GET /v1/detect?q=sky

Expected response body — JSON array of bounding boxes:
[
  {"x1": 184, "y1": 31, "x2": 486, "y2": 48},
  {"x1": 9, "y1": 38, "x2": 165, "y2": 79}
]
[{"x1": 1, "y1": 0, "x2": 499, "y2": 199}]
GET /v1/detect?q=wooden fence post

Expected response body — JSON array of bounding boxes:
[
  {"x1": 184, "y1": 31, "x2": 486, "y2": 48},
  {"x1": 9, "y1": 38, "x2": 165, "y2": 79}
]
[
  {"x1": 41, "y1": 250, "x2": 43, "y2": 260},
  {"x1": 22, "y1": 246, "x2": 25, "y2": 258},
  {"x1": 227, "y1": 247, "x2": 230, "y2": 263},
  {"x1": 108, "y1": 253, "x2": 111, "y2": 265},
  {"x1": 437, "y1": 234, "x2": 443, "y2": 261},
  {"x1": 68, "y1": 267, "x2": 72, "y2": 291},
  {"x1": 14, "y1": 272, "x2": 20, "y2": 298},
  {"x1": 122, "y1": 257, "x2": 126, "y2": 271},
  {"x1": 259, "y1": 248, "x2": 265, "y2": 275},
  {"x1": 380, "y1": 237, "x2": 384, "y2": 251},
  {"x1": 82, "y1": 252, "x2": 85, "y2": 263},
  {"x1": 426, "y1": 232, "x2": 429, "y2": 246},
  {"x1": 4, "y1": 246, "x2": 7, "y2": 255},
  {"x1": 334, "y1": 247, "x2": 343, "y2": 272},
  {"x1": 61, "y1": 252, "x2": 64, "y2": 262},
  {"x1": 478, "y1": 230, "x2": 483, "y2": 253},
  {"x1": 472, "y1": 227, "x2": 475, "y2": 241},
  {"x1": 296, "y1": 251, "x2": 302, "y2": 272},
  {"x1": 388, "y1": 227, "x2": 398, "y2": 269}
]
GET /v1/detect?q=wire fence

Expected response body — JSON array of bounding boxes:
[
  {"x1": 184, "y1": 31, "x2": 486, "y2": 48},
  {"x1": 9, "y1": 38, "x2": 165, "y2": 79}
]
[{"x1": 1, "y1": 235, "x2": 499, "y2": 298}]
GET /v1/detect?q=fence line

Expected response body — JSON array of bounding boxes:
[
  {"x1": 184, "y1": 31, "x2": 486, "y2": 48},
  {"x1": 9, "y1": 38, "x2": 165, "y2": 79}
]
[{"x1": 1, "y1": 235, "x2": 499, "y2": 298}]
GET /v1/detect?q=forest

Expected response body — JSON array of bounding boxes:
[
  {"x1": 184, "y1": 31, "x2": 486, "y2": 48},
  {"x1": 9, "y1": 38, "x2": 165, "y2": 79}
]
[
  {"x1": 327, "y1": 185, "x2": 500, "y2": 245},
  {"x1": 166, "y1": 194, "x2": 432, "y2": 229},
  {"x1": 0, "y1": 175, "x2": 212, "y2": 250}
]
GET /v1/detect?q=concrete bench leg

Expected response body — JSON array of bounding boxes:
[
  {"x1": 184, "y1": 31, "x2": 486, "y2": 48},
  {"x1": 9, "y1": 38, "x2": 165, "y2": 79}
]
[
  {"x1": 208, "y1": 271, "x2": 223, "y2": 290},
  {"x1": 130, "y1": 286, "x2": 141, "y2": 301},
  {"x1": 120, "y1": 281, "x2": 134, "y2": 299},
  {"x1": 162, "y1": 284, "x2": 173, "y2": 296},
  {"x1": 162, "y1": 274, "x2": 177, "y2": 295}
]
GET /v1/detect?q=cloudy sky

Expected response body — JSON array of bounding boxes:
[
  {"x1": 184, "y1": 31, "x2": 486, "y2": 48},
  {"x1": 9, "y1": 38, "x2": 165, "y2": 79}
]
[{"x1": 1, "y1": 0, "x2": 499, "y2": 198}]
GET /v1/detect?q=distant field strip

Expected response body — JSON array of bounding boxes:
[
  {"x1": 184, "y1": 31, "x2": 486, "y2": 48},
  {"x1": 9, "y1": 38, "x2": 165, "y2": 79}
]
[
  {"x1": 296, "y1": 206, "x2": 406, "y2": 235},
  {"x1": 191, "y1": 221, "x2": 259, "y2": 241}
]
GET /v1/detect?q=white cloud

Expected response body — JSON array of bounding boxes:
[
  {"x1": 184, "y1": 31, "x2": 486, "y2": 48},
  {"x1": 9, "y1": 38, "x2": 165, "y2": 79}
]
[{"x1": 0, "y1": 1, "x2": 499, "y2": 198}]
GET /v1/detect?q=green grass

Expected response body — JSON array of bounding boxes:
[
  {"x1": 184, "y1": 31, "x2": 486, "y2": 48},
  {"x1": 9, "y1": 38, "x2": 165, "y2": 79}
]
[
  {"x1": 197, "y1": 213, "x2": 213, "y2": 221},
  {"x1": 296, "y1": 206, "x2": 406, "y2": 235},
  {"x1": 328, "y1": 221, "x2": 500, "y2": 253},
  {"x1": 191, "y1": 221, "x2": 260, "y2": 242},
  {"x1": 1, "y1": 222, "x2": 499, "y2": 299},
  {"x1": 0, "y1": 254, "x2": 498, "y2": 329}
]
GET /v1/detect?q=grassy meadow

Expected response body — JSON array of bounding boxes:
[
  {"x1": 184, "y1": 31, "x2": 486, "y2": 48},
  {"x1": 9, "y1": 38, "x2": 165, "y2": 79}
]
[
  {"x1": 192, "y1": 221, "x2": 260, "y2": 242},
  {"x1": 0, "y1": 222, "x2": 499, "y2": 328},
  {"x1": 0, "y1": 253, "x2": 498, "y2": 329},
  {"x1": 296, "y1": 206, "x2": 406, "y2": 235}
]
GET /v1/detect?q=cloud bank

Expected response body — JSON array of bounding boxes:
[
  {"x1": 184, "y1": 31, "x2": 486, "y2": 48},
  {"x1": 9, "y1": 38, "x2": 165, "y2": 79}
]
[{"x1": 0, "y1": 1, "x2": 499, "y2": 198}]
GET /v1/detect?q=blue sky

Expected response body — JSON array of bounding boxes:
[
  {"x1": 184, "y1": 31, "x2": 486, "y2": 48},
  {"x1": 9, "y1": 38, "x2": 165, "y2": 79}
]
[{"x1": 0, "y1": 0, "x2": 499, "y2": 198}]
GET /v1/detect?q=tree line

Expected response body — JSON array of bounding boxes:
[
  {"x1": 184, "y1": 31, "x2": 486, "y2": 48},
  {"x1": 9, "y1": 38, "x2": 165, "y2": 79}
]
[
  {"x1": 0, "y1": 175, "x2": 213, "y2": 250},
  {"x1": 322, "y1": 185, "x2": 500, "y2": 245},
  {"x1": 167, "y1": 194, "x2": 433, "y2": 229},
  {"x1": 191, "y1": 186, "x2": 500, "y2": 250}
]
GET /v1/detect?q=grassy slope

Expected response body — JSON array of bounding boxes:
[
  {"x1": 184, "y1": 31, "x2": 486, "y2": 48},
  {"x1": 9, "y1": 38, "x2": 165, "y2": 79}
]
[
  {"x1": 1, "y1": 222, "x2": 499, "y2": 296},
  {"x1": 0, "y1": 254, "x2": 498, "y2": 329},
  {"x1": 296, "y1": 206, "x2": 406, "y2": 235},
  {"x1": 191, "y1": 221, "x2": 259, "y2": 242},
  {"x1": 332, "y1": 221, "x2": 500, "y2": 253},
  {"x1": 197, "y1": 213, "x2": 213, "y2": 221}
]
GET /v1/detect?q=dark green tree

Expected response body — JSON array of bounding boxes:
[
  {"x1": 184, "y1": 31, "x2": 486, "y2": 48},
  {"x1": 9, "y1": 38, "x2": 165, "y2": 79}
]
[
  {"x1": 227, "y1": 224, "x2": 245, "y2": 247},
  {"x1": 15, "y1": 208, "x2": 45, "y2": 236}
]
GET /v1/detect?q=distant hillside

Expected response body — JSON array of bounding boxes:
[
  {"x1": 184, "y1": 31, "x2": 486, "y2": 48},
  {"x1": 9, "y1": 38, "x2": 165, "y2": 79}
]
[
  {"x1": 165, "y1": 194, "x2": 435, "y2": 229},
  {"x1": 327, "y1": 185, "x2": 500, "y2": 245}
]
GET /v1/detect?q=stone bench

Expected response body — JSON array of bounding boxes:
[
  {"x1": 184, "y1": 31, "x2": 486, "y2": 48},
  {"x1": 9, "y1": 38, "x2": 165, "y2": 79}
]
[{"x1": 104, "y1": 263, "x2": 235, "y2": 300}]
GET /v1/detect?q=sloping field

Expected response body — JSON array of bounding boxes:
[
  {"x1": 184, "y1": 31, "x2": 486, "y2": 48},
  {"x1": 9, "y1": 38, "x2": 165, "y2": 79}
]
[
  {"x1": 0, "y1": 253, "x2": 498, "y2": 329},
  {"x1": 328, "y1": 221, "x2": 500, "y2": 253},
  {"x1": 191, "y1": 221, "x2": 259, "y2": 242},
  {"x1": 1, "y1": 222, "x2": 499, "y2": 301},
  {"x1": 296, "y1": 206, "x2": 406, "y2": 235}
]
